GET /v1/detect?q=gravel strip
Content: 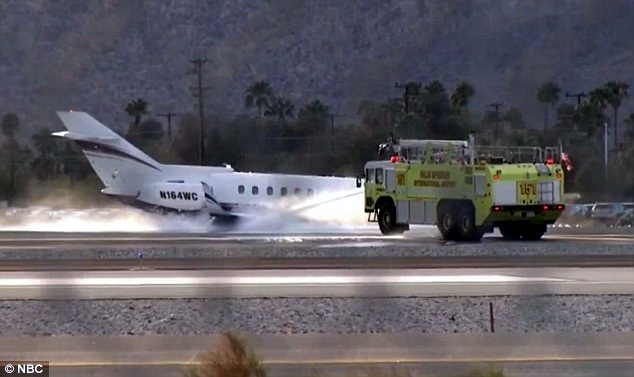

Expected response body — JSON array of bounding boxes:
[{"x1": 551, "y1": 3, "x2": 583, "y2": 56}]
[
  {"x1": 2, "y1": 241, "x2": 634, "y2": 259},
  {"x1": 1, "y1": 296, "x2": 633, "y2": 336}
]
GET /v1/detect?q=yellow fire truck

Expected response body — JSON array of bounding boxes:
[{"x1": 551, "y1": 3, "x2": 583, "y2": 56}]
[{"x1": 356, "y1": 135, "x2": 567, "y2": 241}]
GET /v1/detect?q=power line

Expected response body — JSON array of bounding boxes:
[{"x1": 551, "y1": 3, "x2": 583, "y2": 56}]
[
  {"x1": 189, "y1": 58, "x2": 211, "y2": 165},
  {"x1": 565, "y1": 91, "x2": 587, "y2": 106}
]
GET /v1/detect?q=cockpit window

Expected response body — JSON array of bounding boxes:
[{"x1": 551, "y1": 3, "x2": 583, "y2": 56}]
[
  {"x1": 375, "y1": 168, "x2": 384, "y2": 184},
  {"x1": 366, "y1": 168, "x2": 374, "y2": 183}
]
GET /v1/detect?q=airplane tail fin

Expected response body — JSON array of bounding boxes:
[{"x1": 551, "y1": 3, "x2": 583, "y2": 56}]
[{"x1": 54, "y1": 111, "x2": 163, "y2": 195}]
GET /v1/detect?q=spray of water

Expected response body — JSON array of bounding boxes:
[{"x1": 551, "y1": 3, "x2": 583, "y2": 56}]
[
  {"x1": 227, "y1": 188, "x2": 375, "y2": 234},
  {"x1": 0, "y1": 188, "x2": 378, "y2": 234}
]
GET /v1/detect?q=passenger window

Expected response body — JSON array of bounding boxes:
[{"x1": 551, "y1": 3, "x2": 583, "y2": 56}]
[
  {"x1": 267, "y1": 186, "x2": 273, "y2": 196},
  {"x1": 375, "y1": 168, "x2": 384, "y2": 184},
  {"x1": 281, "y1": 187, "x2": 288, "y2": 196},
  {"x1": 238, "y1": 185, "x2": 245, "y2": 194},
  {"x1": 294, "y1": 188, "x2": 301, "y2": 195},
  {"x1": 252, "y1": 186, "x2": 259, "y2": 195},
  {"x1": 307, "y1": 188, "x2": 314, "y2": 196}
]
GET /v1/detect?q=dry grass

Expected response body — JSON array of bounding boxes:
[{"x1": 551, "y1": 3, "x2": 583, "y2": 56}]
[
  {"x1": 182, "y1": 332, "x2": 509, "y2": 377},
  {"x1": 182, "y1": 332, "x2": 267, "y2": 377},
  {"x1": 350, "y1": 365, "x2": 506, "y2": 377},
  {"x1": 455, "y1": 367, "x2": 507, "y2": 377}
]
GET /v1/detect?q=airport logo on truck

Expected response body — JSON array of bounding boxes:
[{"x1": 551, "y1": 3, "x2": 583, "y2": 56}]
[{"x1": 159, "y1": 191, "x2": 198, "y2": 201}]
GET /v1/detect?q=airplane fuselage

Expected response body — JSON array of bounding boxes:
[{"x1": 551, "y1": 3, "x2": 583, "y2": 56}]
[{"x1": 54, "y1": 111, "x2": 360, "y2": 220}]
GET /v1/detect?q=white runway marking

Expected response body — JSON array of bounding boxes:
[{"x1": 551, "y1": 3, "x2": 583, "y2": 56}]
[
  {"x1": 0, "y1": 272, "x2": 569, "y2": 287},
  {"x1": 8, "y1": 268, "x2": 630, "y2": 299}
]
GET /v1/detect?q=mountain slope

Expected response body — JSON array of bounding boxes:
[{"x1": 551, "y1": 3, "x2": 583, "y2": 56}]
[{"x1": 1, "y1": 0, "x2": 633, "y2": 134}]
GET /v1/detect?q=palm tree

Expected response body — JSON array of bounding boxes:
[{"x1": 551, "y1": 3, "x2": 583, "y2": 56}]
[
  {"x1": 423, "y1": 80, "x2": 446, "y2": 96},
  {"x1": 264, "y1": 97, "x2": 295, "y2": 123},
  {"x1": 588, "y1": 87, "x2": 610, "y2": 112},
  {"x1": 574, "y1": 100, "x2": 603, "y2": 137},
  {"x1": 298, "y1": 99, "x2": 329, "y2": 120},
  {"x1": 605, "y1": 81, "x2": 629, "y2": 148},
  {"x1": 588, "y1": 87, "x2": 611, "y2": 140},
  {"x1": 245, "y1": 81, "x2": 274, "y2": 117},
  {"x1": 297, "y1": 100, "x2": 330, "y2": 136},
  {"x1": 1, "y1": 113, "x2": 19, "y2": 139},
  {"x1": 536, "y1": 82, "x2": 560, "y2": 131},
  {"x1": 124, "y1": 98, "x2": 148, "y2": 126},
  {"x1": 450, "y1": 81, "x2": 475, "y2": 110},
  {"x1": 31, "y1": 128, "x2": 57, "y2": 180},
  {"x1": 1, "y1": 113, "x2": 21, "y2": 205},
  {"x1": 624, "y1": 113, "x2": 634, "y2": 141}
]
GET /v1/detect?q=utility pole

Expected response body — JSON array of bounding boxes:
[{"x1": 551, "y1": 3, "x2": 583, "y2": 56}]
[
  {"x1": 487, "y1": 103, "x2": 503, "y2": 143},
  {"x1": 189, "y1": 58, "x2": 210, "y2": 165},
  {"x1": 156, "y1": 112, "x2": 184, "y2": 141},
  {"x1": 395, "y1": 82, "x2": 422, "y2": 113},
  {"x1": 328, "y1": 112, "x2": 344, "y2": 152},
  {"x1": 156, "y1": 112, "x2": 184, "y2": 163},
  {"x1": 604, "y1": 120, "x2": 609, "y2": 200},
  {"x1": 565, "y1": 91, "x2": 587, "y2": 106}
]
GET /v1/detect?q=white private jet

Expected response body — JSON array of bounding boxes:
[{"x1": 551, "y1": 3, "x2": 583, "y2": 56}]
[{"x1": 53, "y1": 111, "x2": 362, "y2": 225}]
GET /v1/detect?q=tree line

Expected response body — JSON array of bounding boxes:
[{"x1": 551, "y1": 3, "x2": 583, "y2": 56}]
[{"x1": 1, "y1": 78, "x2": 633, "y2": 206}]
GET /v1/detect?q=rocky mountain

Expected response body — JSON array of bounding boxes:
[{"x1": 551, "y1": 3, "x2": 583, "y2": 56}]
[{"x1": 1, "y1": 0, "x2": 633, "y2": 136}]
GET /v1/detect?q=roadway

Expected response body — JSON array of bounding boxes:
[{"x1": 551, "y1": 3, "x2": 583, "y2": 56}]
[
  {"x1": 1, "y1": 267, "x2": 634, "y2": 299},
  {"x1": 1, "y1": 333, "x2": 634, "y2": 377}
]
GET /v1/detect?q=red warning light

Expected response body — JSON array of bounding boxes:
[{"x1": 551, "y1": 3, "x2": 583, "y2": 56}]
[
  {"x1": 556, "y1": 205, "x2": 564, "y2": 211},
  {"x1": 493, "y1": 206, "x2": 501, "y2": 212},
  {"x1": 542, "y1": 205, "x2": 549, "y2": 210},
  {"x1": 390, "y1": 156, "x2": 399, "y2": 163}
]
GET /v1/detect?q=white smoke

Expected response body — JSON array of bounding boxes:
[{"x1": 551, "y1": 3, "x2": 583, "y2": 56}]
[
  {"x1": 0, "y1": 206, "x2": 211, "y2": 233},
  {"x1": 0, "y1": 188, "x2": 377, "y2": 234}
]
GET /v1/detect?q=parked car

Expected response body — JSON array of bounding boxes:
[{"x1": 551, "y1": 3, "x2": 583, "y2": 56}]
[{"x1": 589, "y1": 202, "x2": 628, "y2": 223}]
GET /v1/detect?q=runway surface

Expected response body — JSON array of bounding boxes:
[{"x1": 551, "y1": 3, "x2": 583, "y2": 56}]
[
  {"x1": 1, "y1": 267, "x2": 634, "y2": 299},
  {"x1": 1, "y1": 255, "x2": 634, "y2": 271},
  {"x1": 1, "y1": 226, "x2": 634, "y2": 248},
  {"x1": 2, "y1": 333, "x2": 634, "y2": 377}
]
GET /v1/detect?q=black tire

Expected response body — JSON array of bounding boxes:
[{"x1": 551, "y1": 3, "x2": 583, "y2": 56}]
[
  {"x1": 499, "y1": 223, "x2": 522, "y2": 240},
  {"x1": 378, "y1": 202, "x2": 404, "y2": 235},
  {"x1": 456, "y1": 203, "x2": 484, "y2": 242},
  {"x1": 521, "y1": 224, "x2": 547, "y2": 240},
  {"x1": 437, "y1": 203, "x2": 458, "y2": 241}
]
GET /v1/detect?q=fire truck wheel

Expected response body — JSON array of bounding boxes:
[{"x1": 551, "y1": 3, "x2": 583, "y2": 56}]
[
  {"x1": 437, "y1": 204, "x2": 458, "y2": 241},
  {"x1": 499, "y1": 223, "x2": 522, "y2": 240},
  {"x1": 378, "y1": 203, "x2": 403, "y2": 235},
  {"x1": 456, "y1": 204, "x2": 482, "y2": 241},
  {"x1": 521, "y1": 224, "x2": 547, "y2": 240}
]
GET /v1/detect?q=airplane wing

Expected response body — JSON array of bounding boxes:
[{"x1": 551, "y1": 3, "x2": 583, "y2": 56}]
[{"x1": 52, "y1": 130, "x2": 119, "y2": 142}]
